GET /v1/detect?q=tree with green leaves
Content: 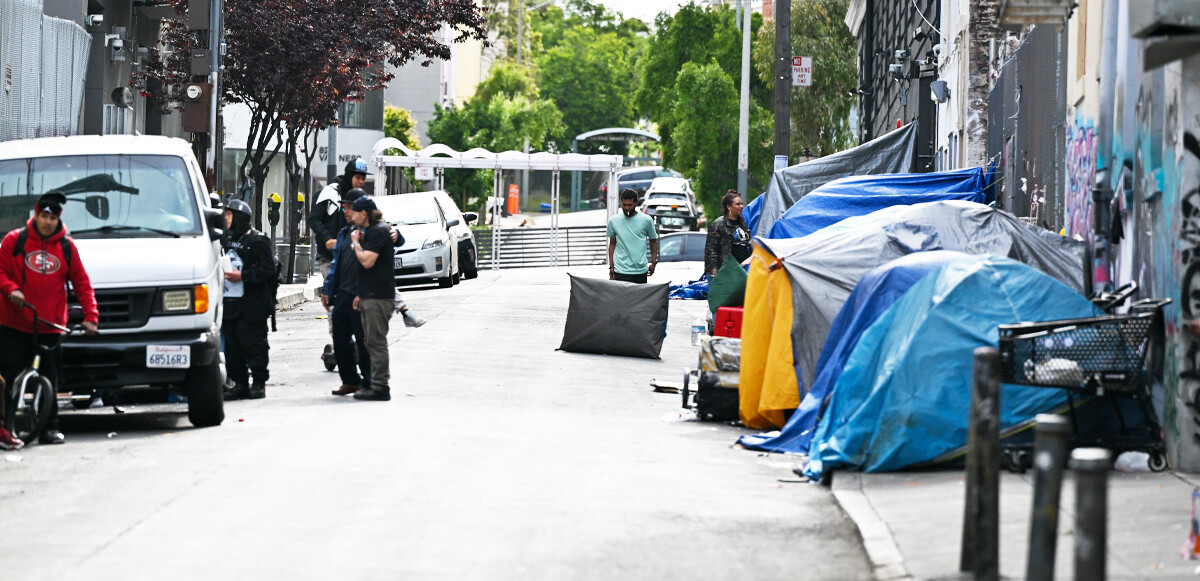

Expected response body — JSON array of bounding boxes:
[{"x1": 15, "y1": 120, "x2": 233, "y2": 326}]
[
  {"x1": 753, "y1": 0, "x2": 857, "y2": 156},
  {"x1": 384, "y1": 105, "x2": 420, "y2": 149},
  {"x1": 635, "y1": 3, "x2": 772, "y2": 215},
  {"x1": 426, "y1": 62, "x2": 565, "y2": 206}
]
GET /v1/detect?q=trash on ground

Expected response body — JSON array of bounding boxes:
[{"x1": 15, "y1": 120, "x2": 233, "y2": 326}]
[
  {"x1": 650, "y1": 379, "x2": 683, "y2": 394},
  {"x1": 106, "y1": 432, "x2": 117, "y2": 438},
  {"x1": 1113, "y1": 451, "x2": 1152, "y2": 472},
  {"x1": 661, "y1": 409, "x2": 698, "y2": 422},
  {"x1": 113, "y1": 406, "x2": 125, "y2": 414},
  {"x1": 5, "y1": 454, "x2": 21, "y2": 463},
  {"x1": 406, "y1": 392, "x2": 416, "y2": 397}
]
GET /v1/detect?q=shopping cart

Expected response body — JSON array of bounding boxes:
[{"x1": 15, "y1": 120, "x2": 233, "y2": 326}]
[{"x1": 997, "y1": 283, "x2": 1170, "y2": 472}]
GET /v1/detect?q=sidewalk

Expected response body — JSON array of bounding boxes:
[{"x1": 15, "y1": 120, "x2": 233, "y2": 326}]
[
  {"x1": 832, "y1": 465, "x2": 1200, "y2": 580},
  {"x1": 276, "y1": 273, "x2": 323, "y2": 310}
]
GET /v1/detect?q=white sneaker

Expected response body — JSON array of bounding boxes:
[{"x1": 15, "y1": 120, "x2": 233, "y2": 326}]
[{"x1": 402, "y1": 310, "x2": 426, "y2": 328}]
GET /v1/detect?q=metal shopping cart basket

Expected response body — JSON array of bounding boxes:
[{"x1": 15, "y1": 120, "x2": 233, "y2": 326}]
[{"x1": 997, "y1": 296, "x2": 1171, "y2": 472}]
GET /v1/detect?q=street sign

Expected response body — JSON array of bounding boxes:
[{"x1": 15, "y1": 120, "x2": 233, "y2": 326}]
[
  {"x1": 792, "y1": 56, "x2": 812, "y2": 87},
  {"x1": 415, "y1": 167, "x2": 434, "y2": 181},
  {"x1": 774, "y1": 155, "x2": 789, "y2": 171}
]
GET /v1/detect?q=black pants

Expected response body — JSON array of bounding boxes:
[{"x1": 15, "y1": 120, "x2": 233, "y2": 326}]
[
  {"x1": 330, "y1": 292, "x2": 370, "y2": 388},
  {"x1": 224, "y1": 311, "x2": 270, "y2": 387},
  {"x1": 613, "y1": 271, "x2": 648, "y2": 284},
  {"x1": 0, "y1": 325, "x2": 62, "y2": 430}
]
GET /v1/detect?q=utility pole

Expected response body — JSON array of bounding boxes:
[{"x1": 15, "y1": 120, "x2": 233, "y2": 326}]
[
  {"x1": 773, "y1": 0, "x2": 791, "y2": 165},
  {"x1": 736, "y1": 0, "x2": 751, "y2": 195},
  {"x1": 326, "y1": 118, "x2": 338, "y2": 189}
]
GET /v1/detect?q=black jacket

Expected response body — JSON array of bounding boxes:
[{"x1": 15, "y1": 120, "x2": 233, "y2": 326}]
[
  {"x1": 308, "y1": 181, "x2": 348, "y2": 261},
  {"x1": 222, "y1": 229, "x2": 276, "y2": 319}
]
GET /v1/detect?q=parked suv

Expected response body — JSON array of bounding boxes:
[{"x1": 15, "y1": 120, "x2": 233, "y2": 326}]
[
  {"x1": 0, "y1": 136, "x2": 227, "y2": 427},
  {"x1": 640, "y1": 177, "x2": 702, "y2": 232},
  {"x1": 597, "y1": 166, "x2": 682, "y2": 205}
]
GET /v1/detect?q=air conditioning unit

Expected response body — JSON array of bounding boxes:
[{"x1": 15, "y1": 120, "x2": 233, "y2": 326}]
[
  {"x1": 1131, "y1": 0, "x2": 1200, "y2": 38},
  {"x1": 997, "y1": 0, "x2": 1073, "y2": 31}
]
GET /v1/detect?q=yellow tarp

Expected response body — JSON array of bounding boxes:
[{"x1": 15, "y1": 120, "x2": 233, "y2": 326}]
[{"x1": 738, "y1": 244, "x2": 798, "y2": 429}]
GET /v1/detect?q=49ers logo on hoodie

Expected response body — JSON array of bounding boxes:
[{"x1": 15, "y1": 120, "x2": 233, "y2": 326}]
[{"x1": 26, "y1": 250, "x2": 61, "y2": 274}]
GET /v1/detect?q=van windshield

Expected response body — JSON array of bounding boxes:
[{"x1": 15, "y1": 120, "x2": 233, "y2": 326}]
[{"x1": 0, "y1": 154, "x2": 201, "y2": 237}]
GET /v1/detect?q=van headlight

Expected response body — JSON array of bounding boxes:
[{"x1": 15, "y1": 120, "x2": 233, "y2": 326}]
[
  {"x1": 421, "y1": 238, "x2": 444, "y2": 250},
  {"x1": 157, "y1": 284, "x2": 208, "y2": 314}
]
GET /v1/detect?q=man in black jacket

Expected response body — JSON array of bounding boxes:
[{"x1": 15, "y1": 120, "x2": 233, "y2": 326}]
[
  {"x1": 310, "y1": 158, "x2": 368, "y2": 366},
  {"x1": 222, "y1": 199, "x2": 277, "y2": 400}
]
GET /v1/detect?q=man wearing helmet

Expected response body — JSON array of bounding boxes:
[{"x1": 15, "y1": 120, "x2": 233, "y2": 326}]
[{"x1": 221, "y1": 199, "x2": 276, "y2": 400}]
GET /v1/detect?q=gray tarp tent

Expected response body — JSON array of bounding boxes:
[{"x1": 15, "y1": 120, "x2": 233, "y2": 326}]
[
  {"x1": 749, "y1": 123, "x2": 918, "y2": 237},
  {"x1": 756, "y1": 200, "x2": 1090, "y2": 395}
]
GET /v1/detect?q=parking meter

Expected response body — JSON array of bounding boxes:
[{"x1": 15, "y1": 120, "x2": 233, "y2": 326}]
[{"x1": 267, "y1": 192, "x2": 281, "y2": 241}]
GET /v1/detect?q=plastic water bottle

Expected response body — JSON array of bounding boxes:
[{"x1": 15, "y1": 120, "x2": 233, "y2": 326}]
[{"x1": 691, "y1": 315, "x2": 706, "y2": 346}]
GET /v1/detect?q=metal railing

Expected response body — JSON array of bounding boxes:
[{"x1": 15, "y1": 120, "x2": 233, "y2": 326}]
[{"x1": 476, "y1": 225, "x2": 608, "y2": 269}]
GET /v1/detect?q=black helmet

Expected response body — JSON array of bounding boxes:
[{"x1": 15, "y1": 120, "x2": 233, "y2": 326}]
[
  {"x1": 226, "y1": 198, "x2": 252, "y2": 218},
  {"x1": 345, "y1": 158, "x2": 368, "y2": 177}
]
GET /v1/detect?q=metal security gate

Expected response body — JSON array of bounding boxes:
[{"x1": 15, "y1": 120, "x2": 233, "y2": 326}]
[
  {"x1": 476, "y1": 226, "x2": 607, "y2": 269},
  {"x1": 0, "y1": 1, "x2": 90, "y2": 141}
]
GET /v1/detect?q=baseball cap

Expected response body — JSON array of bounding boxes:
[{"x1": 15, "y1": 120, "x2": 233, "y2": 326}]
[
  {"x1": 340, "y1": 187, "x2": 367, "y2": 204},
  {"x1": 351, "y1": 196, "x2": 377, "y2": 212}
]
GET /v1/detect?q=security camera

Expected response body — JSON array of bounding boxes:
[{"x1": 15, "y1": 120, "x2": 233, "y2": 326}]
[
  {"x1": 888, "y1": 63, "x2": 904, "y2": 80},
  {"x1": 931, "y1": 43, "x2": 944, "y2": 56},
  {"x1": 894, "y1": 49, "x2": 909, "y2": 61},
  {"x1": 111, "y1": 38, "x2": 123, "y2": 51},
  {"x1": 87, "y1": 14, "x2": 103, "y2": 27}
]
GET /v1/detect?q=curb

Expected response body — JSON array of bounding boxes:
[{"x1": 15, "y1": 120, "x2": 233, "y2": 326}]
[
  {"x1": 830, "y1": 472, "x2": 915, "y2": 581},
  {"x1": 276, "y1": 286, "x2": 317, "y2": 311}
]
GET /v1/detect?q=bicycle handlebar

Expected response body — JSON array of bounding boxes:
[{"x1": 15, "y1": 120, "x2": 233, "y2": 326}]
[{"x1": 20, "y1": 302, "x2": 79, "y2": 335}]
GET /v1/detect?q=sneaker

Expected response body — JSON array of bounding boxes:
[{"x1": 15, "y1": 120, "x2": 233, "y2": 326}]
[
  {"x1": 402, "y1": 310, "x2": 426, "y2": 328},
  {"x1": 353, "y1": 388, "x2": 391, "y2": 401},
  {"x1": 39, "y1": 429, "x2": 65, "y2": 445},
  {"x1": 0, "y1": 428, "x2": 24, "y2": 450}
]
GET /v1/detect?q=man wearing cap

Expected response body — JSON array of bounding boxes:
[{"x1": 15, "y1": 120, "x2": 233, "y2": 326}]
[
  {"x1": 345, "y1": 196, "x2": 395, "y2": 401},
  {"x1": 322, "y1": 188, "x2": 374, "y2": 397},
  {"x1": 0, "y1": 192, "x2": 100, "y2": 448},
  {"x1": 310, "y1": 158, "x2": 368, "y2": 366}
]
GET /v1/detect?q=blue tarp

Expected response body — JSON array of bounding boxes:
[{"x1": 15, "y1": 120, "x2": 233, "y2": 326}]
[
  {"x1": 739, "y1": 251, "x2": 974, "y2": 454},
  {"x1": 669, "y1": 278, "x2": 709, "y2": 300},
  {"x1": 802, "y1": 256, "x2": 1101, "y2": 480},
  {"x1": 766, "y1": 167, "x2": 989, "y2": 239},
  {"x1": 745, "y1": 123, "x2": 918, "y2": 236}
]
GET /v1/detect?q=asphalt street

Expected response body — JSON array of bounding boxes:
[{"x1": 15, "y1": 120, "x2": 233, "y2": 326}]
[{"x1": 1, "y1": 262, "x2": 871, "y2": 580}]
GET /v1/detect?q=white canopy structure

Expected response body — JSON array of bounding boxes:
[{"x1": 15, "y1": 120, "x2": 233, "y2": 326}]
[{"x1": 371, "y1": 138, "x2": 623, "y2": 269}]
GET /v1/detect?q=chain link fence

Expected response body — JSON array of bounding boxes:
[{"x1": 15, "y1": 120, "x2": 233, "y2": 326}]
[{"x1": 0, "y1": 0, "x2": 90, "y2": 141}]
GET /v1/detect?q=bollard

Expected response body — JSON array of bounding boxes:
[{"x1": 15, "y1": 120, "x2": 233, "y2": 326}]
[
  {"x1": 960, "y1": 347, "x2": 1001, "y2": 580},
  {"x1": 1026, "y1": 414, "x2": 1073, "y2": 581},
  {"x1": 1072, "y1": 448, "x2": 1111, "y2": 581}
]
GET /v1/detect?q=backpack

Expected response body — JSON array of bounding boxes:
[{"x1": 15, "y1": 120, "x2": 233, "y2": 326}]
[{"x1": 12, "y1": 226, "x2": 74, "y2": 287}]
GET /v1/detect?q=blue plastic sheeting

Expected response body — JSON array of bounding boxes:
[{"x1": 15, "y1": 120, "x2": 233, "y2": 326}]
[
  {"x1": 669, "y1": 278, "x2": 709, "y2": 300},
  {"x1": 803, "y1": 256, "x2": 1101, "y2": 480},
  {"x1": 739, "y1": 251, "x2": 974, "y2": 454},
  {"x1": 766, "y1": 167, "x2": 989, "y2": 239},
  {"x1": 747, "y1": 123, "x2": 918, "y2": 237}
]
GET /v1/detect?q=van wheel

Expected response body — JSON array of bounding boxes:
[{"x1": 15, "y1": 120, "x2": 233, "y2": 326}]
[{"x1": 185, "y1": 360, "x2": 225, "y2": 427}]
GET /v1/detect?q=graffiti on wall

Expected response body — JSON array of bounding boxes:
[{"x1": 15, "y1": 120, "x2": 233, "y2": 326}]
[{"x1": 1066, "y1": 117, "x2": 1097, "y2": 242}]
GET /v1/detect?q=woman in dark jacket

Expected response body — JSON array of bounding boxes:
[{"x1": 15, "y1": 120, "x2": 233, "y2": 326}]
[{"x1": 704, "y1": 190, "x2": 752, "y2": 277}]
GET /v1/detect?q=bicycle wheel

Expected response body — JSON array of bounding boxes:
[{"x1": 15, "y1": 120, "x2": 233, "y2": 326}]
[{"x1": 8, "y1": 374, "x2": 53, "y2": 444}]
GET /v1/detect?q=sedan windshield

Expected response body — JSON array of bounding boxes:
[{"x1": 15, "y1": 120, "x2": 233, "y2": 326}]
[
  {"x1": 0, "y1": 154, "x2": 201, "y2": 236},
  {"x1": 648, "y1": 193, "x2": 689, "y2": 203}
]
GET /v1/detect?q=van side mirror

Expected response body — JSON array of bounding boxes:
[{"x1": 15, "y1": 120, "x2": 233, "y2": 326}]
[
  {"x1": 446, "y1": 218, "x2": 460, "y2": 228},
  {"x1": 204, "y1": 208, "x2": 224, "y2": 240},
  {"x1": 463, "y1": 212, "x2": 478, "y2": 225},
  {"x1": 85, "y1": 196, "x2": 109, "y2": 220}
]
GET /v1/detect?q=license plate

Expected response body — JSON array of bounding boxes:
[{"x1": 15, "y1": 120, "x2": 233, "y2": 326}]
[
  {"x1": 147, "y1": 345, "x2": 190, "y2": 369},
  {"x1": 394, "y1": 257, "x2": 403, "y2": 268}
]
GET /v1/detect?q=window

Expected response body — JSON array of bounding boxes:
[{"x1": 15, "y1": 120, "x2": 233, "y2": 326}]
[
  {"x1": 339, "y1": 90, "x2": 384, "y2": 130},
  {"x1": 0, "y1": 154, "x2": 202, "y2": 236},
  {"x1": 659, "y1": 235, "x2": 683, "y2": 258}
]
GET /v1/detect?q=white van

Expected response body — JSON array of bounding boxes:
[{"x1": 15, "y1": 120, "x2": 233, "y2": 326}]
[{"x1": 0, "y1": 136, "x2": 227, "y2": 427}]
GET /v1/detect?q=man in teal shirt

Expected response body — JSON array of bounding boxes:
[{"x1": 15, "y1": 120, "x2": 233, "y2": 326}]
[{"x1": 606, "y1": 189, "x2": 659, "y2": 283}]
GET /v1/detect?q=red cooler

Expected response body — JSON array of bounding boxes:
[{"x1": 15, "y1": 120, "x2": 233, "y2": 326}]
[{"x1": 714, "y1": 306, "x2": 744, "y2": 338}]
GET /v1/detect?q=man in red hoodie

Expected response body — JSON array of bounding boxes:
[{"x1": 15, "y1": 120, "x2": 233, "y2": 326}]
[{"x1": 0, "y1": 192, "x2": 99, "y2": 449}]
